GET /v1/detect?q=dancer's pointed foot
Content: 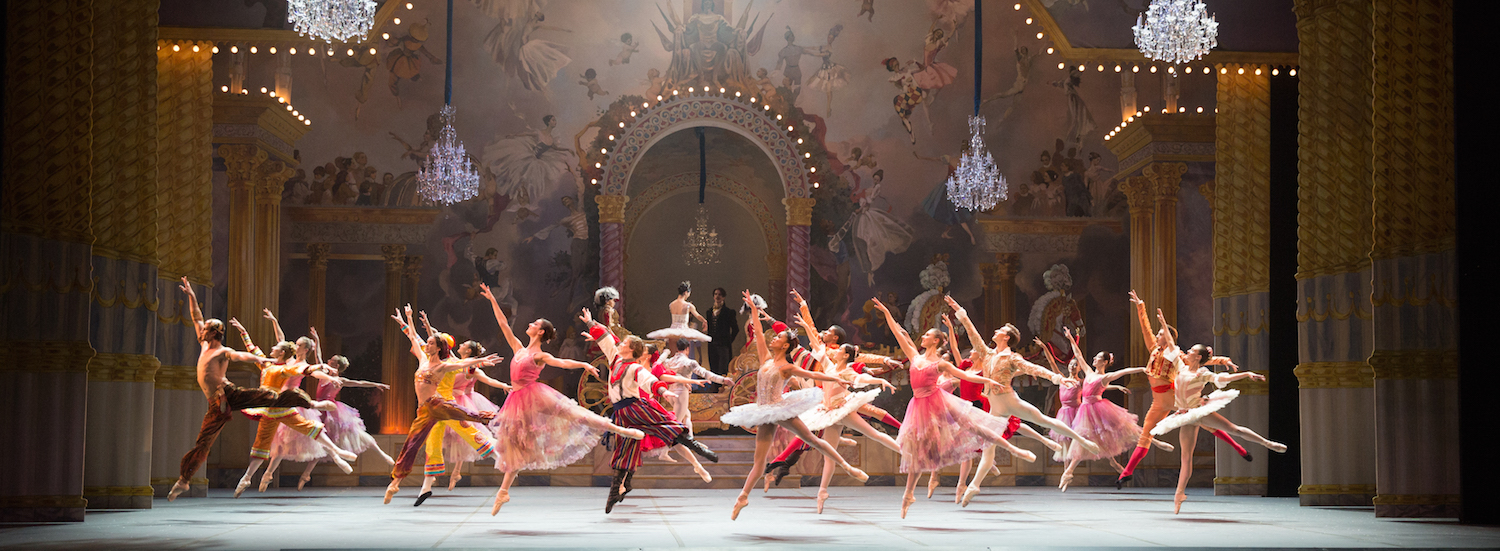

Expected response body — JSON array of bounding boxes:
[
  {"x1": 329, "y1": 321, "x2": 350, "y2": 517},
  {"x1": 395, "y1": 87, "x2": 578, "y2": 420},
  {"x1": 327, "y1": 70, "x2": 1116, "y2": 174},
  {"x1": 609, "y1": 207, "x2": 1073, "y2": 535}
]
[
  {"x1": 844, "y1": 466, "x2": 868, "y2": 483},
  {"x1": 383, "y1": 482, "x2": 400, "y2": 504},
  {"x1": 1059, "y1": 473, "x2": 1073, "y2": 492},
  {"x1": 1078, "y1": 438, "x2": 1102, "y2": 456},
  {"x1": 816, "y1": 489, "x2": 829, "y2": 514},
  {"x1": 298, "y1": 474, "x2": 311, "y2": 491},
  {"x1": 955, "y1": 483, "x2": 964, "y2": 503},
  {"x1": 926, "y1": 473, "x2": 938, "y2": 499},
  {"x1": 1241, "y1": 450, "x2": 1254, "y2": 462},
  {"x1": 234, "y1": 478, "x2": 252, "y2": 498},
  {"x1": 1042, "y1": 438, "x2": 1064, "y2": 454},
  {"x1": 960, "y1": 486, "x2": 980, "y2": 507},
  {"x1": 901, "y1": 493, "x2": 916, "y2": 518},
  {"x1": 1116, "y1": 474, "x2": 1133, "y2": 490},
  {"x1": 991, "y1": 465, "x2": 1001, "y2": 476},
  {"x1": 1013, "y1": 448, "x2": 1037, "y2": 463},
  {"x1": 838, "y1": 437, "x2": 858, "y2": 447},
  {"x1": 258, "y1": 474, "x2": 272, "y2": 493},
  {"x1": 414, "y1": 491, "x2": 432, "y2": 507},
  {"x1": 762, "y1": 473, "x2": 773, "y2": 492},
  {"x1": 1269, "y1": 442, "x2": 1288, "y2": 453},
  {"x1": 693, "y1": 463, "x2": 712, "y2": 483},
  {"x1": 167, "y1": 480, "x2": 189, "y2": 502},
  {"x1": 335, "y1": 448, "x2": 357, "y2": 462},
  {"x1": 449, "y1": 473, "x2": 461, "y2": 490},
  {"x1": 1152, "y1": 438, "x2": 1175, "y2": 452},
  {"x1": 490, "y1": 489, "x2": 510, "y2": 516},
  {"x1": 332, "y1": 455, "x2": 353, "y2": 474},
  {"x1": 1174, "y1": 491, "x2": 1186, "y2": 514},
  {"x1": 731, "y1": 495, "x2": 749, "y2": 520}
]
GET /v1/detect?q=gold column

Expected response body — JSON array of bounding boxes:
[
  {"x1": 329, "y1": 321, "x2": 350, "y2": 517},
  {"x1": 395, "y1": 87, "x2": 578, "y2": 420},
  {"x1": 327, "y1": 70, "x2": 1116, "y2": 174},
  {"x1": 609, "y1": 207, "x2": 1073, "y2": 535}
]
[
  {"x1": 254, "y1": 160, "x2": 293, "y2": 342},
  {"x1": 306, "y1": 244, "x2": 331, "y2": 339},
  {"x1": 1293, "y1": 0, "x2": 1377, "y2": 508},
  {"x1": 380, "y1": 244, "x2": 409, "y2": 434},
  {"x1": 219, "y1": 144, "x2": 268, "y2": 341},
  {"x1": 981, "y1": 253, "x2": 1021, "y2": 335},
  {"x1": 1147, "y1": 162, "x2": 1186, "y2": 330},
  {"x1": 1117, "y1": 176, "x2": 1155, "y2": 369},
  {"x1": 1369, "y1": 0, "x2": 1457, "y2": 519},
  {"x1": 400, "y1": 255, "x2": 423, "y2": 415}
]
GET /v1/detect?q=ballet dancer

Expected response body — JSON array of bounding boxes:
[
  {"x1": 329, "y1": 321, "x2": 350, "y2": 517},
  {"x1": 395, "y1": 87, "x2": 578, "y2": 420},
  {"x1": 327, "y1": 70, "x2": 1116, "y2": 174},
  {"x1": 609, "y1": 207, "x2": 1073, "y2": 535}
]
[
  {"x1": 479, "y1": 284, "x2": 644, "y2": 515},
  {"x1": 658, "y1": 338, "x2": 732, "y2": 433},
  {"x1": 1115, "y1": 290, "x2": 1186, "y2": 489},
  {"x1": 1154, "y1": 344, "x2": 1283, "y2": 512},
  {"x1": 867, "y1": 297, "x2": 1022, "y2": 518},
  {"x1": 442, "y1": 340, "x2": 511, "y2": 490},
  {"x1": 170, "y1": 277, "x2": 317, "y2": 501},
  {"x1": 944, "y1": 296, "x2": 1098, "y2": 507},
  {"x1": 582, "y1": 309, "x2": 718, "y2": 513},
  {"x1": 409, "y1": 310, "x2": 510, "y2": 499},
  {"x1": 722, "y1": 290, "x2": 868, "y2": 520},
  {"x1": 1051, "y1": 328, "x2": 1174, "y2": 492},
  {"x1": 383, "y1": 305, "x2": 504, "y2": 505},
  {"x1": 646, "y1": 281, "x2": 712, "y2": 352}
]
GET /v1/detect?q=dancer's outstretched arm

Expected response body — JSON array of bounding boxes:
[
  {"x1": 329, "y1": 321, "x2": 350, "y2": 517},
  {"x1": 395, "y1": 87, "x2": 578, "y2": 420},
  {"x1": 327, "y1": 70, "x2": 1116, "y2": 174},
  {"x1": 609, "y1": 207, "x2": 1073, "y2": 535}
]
[
  {"x1": 942, "y1": 314, "x2": 963, "y2": 362},
  {"x1": 789, "y1": 290, "x2": 823, "y2": 356},
  {"x1": 937, "y1": 359, "x2": 1002, "y2": 388},
  {"x1": 390, "y1": 306, "x2": 423, "y2": 359},
  {"x1": 535, "y1": 350, "x2": 601, "y2": 379},
  {"x1": 1064, "y1": 327, "x2": 1096, "y2": 377},
  {"x1": 469, "y1": 367, "x2": 513, "y2": 392},
  {"x1": 309, "y1": 327, "x2": 324, "y2": 365},
  {"x1": 944, "y1": 295, "x2": 994, "y2": 358},
  {"x1": 871, "y1": 296, "x2": 919, "y2": 361},
  {"x1": 1103, "y1": 367, "x2": 1147, "y2": 383},
  {"x1": 263, "y1": 308, "x2": 286, "y2": 344},
  {"x1": 228, "y1": 318, "x2": 265, "y2": 358},
  {"x1": 1035, "y1": 337, "x2": 1063, "y2": 375},
  {"x1": 179, "y1": 276, "x2": 205, "y2": 336},
  {"x1": 1205, "y1": 355, "x2": 1241, "y2": 372},
  {"x1": 480, "y1": 283, "x2": 525, "y2": 353},
  {"x1": 418, "y1": 311, "x2": 436, "y2": 341},
  {"x1": 1129, "y1": 290, "x2": 1156, "y2": 350},
  {"x1": 743, "y1": 290, "x2": 771, "y2": 365},
  {"x1": 579, "y1": 308, "x2": 619, "y2": 363}
]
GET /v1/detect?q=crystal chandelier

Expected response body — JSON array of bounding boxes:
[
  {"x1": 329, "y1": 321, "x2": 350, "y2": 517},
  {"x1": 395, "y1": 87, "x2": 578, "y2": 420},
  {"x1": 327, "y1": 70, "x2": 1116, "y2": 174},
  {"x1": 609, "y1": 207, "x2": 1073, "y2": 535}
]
[
  {"x1": 1132, "y1": 0, "x2": 1219, "y2": 65},
  {"x1": 682, "y1": 205, "x2": 723, "y2": 265},
  {"x1": 945, "y1": 0, "x2": 1006, "y2": 212},
  {"x1": 287, "y1": 0, "x2": 378, "y2": 43},
  {"x1": 946, "y1": 115, "x2": 1006, "y2": 211},
  {"x1": 417, "y1": 105, "x2": 481, "y2": 205}
]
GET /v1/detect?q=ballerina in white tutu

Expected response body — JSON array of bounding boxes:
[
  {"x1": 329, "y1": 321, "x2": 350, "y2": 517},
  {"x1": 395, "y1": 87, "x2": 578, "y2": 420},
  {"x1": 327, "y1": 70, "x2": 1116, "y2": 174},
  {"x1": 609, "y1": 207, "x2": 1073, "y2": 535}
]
[
  {"x1": 787, "y1": 294, "x2": 898, "y2": 514},
  {"x1": 645, "y1": 281, "x2": 713, "y2": 351},
  {"x1": 724, "y1": 290, "x2": 868, "y2": 520},
  {"x1": 1154, "y1": 344, "x2": 1283, "y2": 513}
]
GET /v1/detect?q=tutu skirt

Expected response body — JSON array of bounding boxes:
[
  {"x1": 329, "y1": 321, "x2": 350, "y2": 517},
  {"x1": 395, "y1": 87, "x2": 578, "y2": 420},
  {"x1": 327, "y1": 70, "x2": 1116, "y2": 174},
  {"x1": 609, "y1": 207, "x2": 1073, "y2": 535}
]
[
  {"x1": 1069, "y1": 398, "x2": 1142, "y2": 461},
  {"x1": 799, "y1": 389, "x2": 882, "y2": 431},
  {"x1": 896, "y1": 391, "x2": 1014, "y2": 473},
  {"x1": 322, "y1": 401, "x2": 379, "y2": 455},
  {"x1": 1152, "y1": 389, "x2": 1240, "y2": 436},
  {"x1": 645, "y1": 327, "x2": 713, "y2": 342},
  {"x1": 271, "y1": 408, "x2": 326, "y2": 462},
  {"x1": 445, "y1": 392, "x2": 500, "y2": 464},
  {"x1": 720, "y1": 388, "x2": 822, "y2": 428},
  {"x1": 1047, "y1": 403, "x2": 1079, "y2": 462},
  {"x1": 914, "y1": 61, "x2": 958, "y2": 89},
  {"x1": 488, "y1": 382, "x2": 607, "y2": 472}
]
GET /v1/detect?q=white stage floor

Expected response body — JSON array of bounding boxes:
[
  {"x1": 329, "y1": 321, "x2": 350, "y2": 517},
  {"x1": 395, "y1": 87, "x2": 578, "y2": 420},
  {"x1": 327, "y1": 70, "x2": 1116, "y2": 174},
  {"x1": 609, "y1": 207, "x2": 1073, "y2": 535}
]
[{"x1": 2, "y1": 486, "x2": 1496, "y2": 549}]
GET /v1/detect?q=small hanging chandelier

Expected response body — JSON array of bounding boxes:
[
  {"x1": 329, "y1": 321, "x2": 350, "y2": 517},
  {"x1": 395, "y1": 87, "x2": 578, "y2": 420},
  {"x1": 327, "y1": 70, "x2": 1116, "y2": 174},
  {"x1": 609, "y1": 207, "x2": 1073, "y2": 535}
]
[
  {"x1": 945, "y1": 0, "x2": 1006, "y2": 211},
  {"x1": 682, "y1": 205, "x2": 723, "y2": 266},
  {"x1": 287, "y1": 0, "x2": 378, "y2": 43},
  {"x1": 416, "y1": 0, "x2": 481, "y2": 206},
  {"x1": 1132, "y1": 0, "x2": 1219, "y2": 65}
]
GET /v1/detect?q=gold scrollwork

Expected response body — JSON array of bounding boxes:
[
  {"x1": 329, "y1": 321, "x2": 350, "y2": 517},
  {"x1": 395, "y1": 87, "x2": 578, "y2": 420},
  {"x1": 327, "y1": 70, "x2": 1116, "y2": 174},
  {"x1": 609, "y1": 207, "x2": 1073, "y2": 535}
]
[
  {"x1": 87, "y1": 353, "x2": 162, "y2": 382},
  {"x1": 1371, "y1": 274, "x2": 1457, "y2": 309},
  {"x1": 1214, "y1": 310, "x2": 1268, "y2": 336},
  {"x1": 154, "y1": 364, "x2": 199, "y2": 390},
  {"x1": 1, "y1": 261, "x2": 94, "y2": 296},
  {"x1": 1214, "y1": 476, "x2": 1268, "y2": 485},
  {"x1": 1369, "y1": 349, "x2": 1457, "y2": 380},
  {"x1": 1293, "y1": 362, "x2": 1373, "y2": 388},
  {"x1": 92, "y1": 278, "x2": 160, "y2": 311},
  {"x1": 1298, "y1": 484, "x2": 1377, "y2": 495},
  {"x1": 1371, "y1": 493, "x2": 1460, "y2": 506},
  {"x1": 82, "y1": 486, "x2": 155, "y2": 497},
  {"x1": 1, "y1": 340, "x2": 95, "y2": 374},
  {"x1": 1295, "y1": 291, "x2": 1373, "y2": 323},
  {"x1": 0, "y1": 495, "x2": 89, "y2": 509}
]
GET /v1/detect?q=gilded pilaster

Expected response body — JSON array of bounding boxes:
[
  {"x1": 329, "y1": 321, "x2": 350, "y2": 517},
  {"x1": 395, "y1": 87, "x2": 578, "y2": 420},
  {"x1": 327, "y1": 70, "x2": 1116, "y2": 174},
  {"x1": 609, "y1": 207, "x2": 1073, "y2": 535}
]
[
  {"x1": 219, "y1": 144, "x2": 269, "y2": 341},
  {"x1": 981, "y1": 253, "x2": 1021, "y2": 335},
  {"x1": 253, "y1": 159, "x2": 293, "y2": 349},
  {"x1": 1147, "y1": 162, "x2": 1185, "y2": 330},
  {"x1": 380, "y1": 245, "x2": 409, "y2": 434},
  {"x1": 1118, "y1": 176, "x2": 1155, "y2": 371},
  {"x1": 306, "y1": 244, "x2": 331, "y2": 339}
]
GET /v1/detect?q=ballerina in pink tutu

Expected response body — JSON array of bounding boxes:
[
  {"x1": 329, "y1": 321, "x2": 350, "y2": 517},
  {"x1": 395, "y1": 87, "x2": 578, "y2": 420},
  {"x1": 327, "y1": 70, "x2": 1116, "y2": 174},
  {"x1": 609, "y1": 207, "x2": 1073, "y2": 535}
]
[
  {"x1": 723, "y1": 290, "x2": 868, "y2": 520},
  {"x1": 867, "y1": 297, "x2": 1030, "y2": 519},
  {"x1": 478, "y1": 284, "x2": 644, "y2": 515},
  {"x1": 1049, "y1": 328, "x2": 1174, "y2": 492},
  {"x1": 1154, "y1": 344, "x2": 1283, "y2": 513},
  {"x1": 264, "y1": 348, "x2": 393, "y2": 491},
  {"x1": 441, "y1": 340, "x2": 513, "y2": 490}
]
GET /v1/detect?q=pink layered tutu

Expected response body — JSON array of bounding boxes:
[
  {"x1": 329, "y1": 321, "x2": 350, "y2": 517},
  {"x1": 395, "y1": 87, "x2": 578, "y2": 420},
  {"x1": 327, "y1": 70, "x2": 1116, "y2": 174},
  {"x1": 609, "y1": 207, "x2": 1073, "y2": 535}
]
[
  {"x1": 322, "y1": 401, "x2": 379, "y2": 455},
  {"x1": 896, "y1": 390, "x2": 1014, "y2": 473},
  {"x1": 444, "y1": 391, "x2": 499, "y2": 464},
  {"x1": 1048, "y1": 384, "x2": 1082, "y2": 462},
  {"x1": 488, "y1": 382, "x2": 607, "y2": 472},
  {"x1": 1069, "y1": 396, "x2": 1142, "y2": 461},
  {"x1": 271, "y1": 408, "x2": 326, "y2": 462}
]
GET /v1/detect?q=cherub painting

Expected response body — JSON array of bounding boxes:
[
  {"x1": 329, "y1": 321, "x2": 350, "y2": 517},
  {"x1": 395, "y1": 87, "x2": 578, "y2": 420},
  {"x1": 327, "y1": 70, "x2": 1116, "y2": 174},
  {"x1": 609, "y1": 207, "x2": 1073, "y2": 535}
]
[
  {"x1": 607, "y1": 32, "x2": 640, "y2": 66},
  {"x1": 475, "y1": 0, "x2": 573, "y2": 91}
]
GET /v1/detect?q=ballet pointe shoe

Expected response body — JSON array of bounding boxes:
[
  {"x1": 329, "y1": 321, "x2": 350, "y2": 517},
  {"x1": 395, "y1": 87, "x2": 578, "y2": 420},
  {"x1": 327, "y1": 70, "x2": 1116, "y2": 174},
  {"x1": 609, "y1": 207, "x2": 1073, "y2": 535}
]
[
  {"x1": 449, "y1": 473, "x2": 462, "y2": 490},
  {"x1": 298, "y1": 473, "x2": 311, "y2": 491},
  {"x1": 816, "y1": 489, "x2": 829, "y2": 514},
  {"x1": 335, "y1": 448, "x2": 358, "y2": 462},
  {"x1": 991, "y1": 465, "x2": 1001, "y2": 476},
  {"x1": 1042, "y1": 438, "x2": 1064, "y2": 454},
  {"x1": 955, "y1": 483, "x2": 964, "y2": 504},
  {"x1": 490, "y1": 489, "x2": 510, "y2": 516},
  {"x1": 1269, "y1": 442, "x2": 1288, "y2": 454},
  {"x1": 1241, "y1": 450, "x2": 1254, "y2": 462},
  {"x1": 839, "y1": 437, "x2": 858, "y2": 447},
  {"x1": 731, "y1": 495, "x2": 749, "y2": 520},
  {"x1": 693, "y1": 463, "x2": 712, "y2": 483},
  {"x1": 167, "y1": 480, "x2": 189, "y2": 502},
  {"x1": 414, "y1": 491, "x2": 433, "y2": 507},
  {"x1": 258, "y1": 473, "x2": 272, "y2": 493},
  {"x1": 762, "y1": 473, "x2": 773, "y2": 493},
  {"x1": 1173, "y1": 491, "x2": 1186, "y2": 514},
  {"x1": 1012, "y1": 448, "x2": 1037, "y2": 463},
  {"x1": 1059, "y1": 473, "x2": 1073, "y2": 493},
  {"x1": 332, "y1": 455, "x2": 353, "y2": 474},
  {"x1": 234, "y1": 477, "x2": 252, "y2": 498},
  {"x1": 1152, "y1": 439, "x2": 1175, "y2": 452},
  {"x1": 901, "y1": 493, "x2": 916, "y2": 519},
  {"x1": 1115, "y1": 474, "x2": 1133, "y2": 490},
  {"x1": 926, "y1": 474, "x2": 939, "y2": 499},
  {"x1": 842, "y1": 465, "x2": 868, "y2": 483},
  {"x1": 960, "y1": 486, "x2": 980, "y2": 508},
  {"x1": 383, "y1": 481, "x2": 400, "y2": 504}
]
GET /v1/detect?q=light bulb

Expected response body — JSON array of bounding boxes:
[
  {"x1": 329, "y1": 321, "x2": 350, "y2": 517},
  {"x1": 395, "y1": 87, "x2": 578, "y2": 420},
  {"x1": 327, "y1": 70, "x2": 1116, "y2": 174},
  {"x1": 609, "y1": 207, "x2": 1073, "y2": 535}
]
[
  {"x1": 230, "y1": 45, "x2": 239, "y2": 53},
  {"x1": 608, "y1": 135, "x2": 614, "y2": 140},
  {"x1": 269, "y1": 90, "x2": 277, "y2": 97},
  {"x1": 304, "y1": 119, "x2": 310, "y2": 125},
  {"x1": 1097, "y1": 65, "x2": 1104, "y2": 72},
  {"x1": 688, "y1": 87, "x2": 694, "y2": 92},
  {"x1": 347, "y1": 49, "x2": 354, "y2": 56},
  {"x1": 382, "y1": 32, "x2": 390, "y2": 40},
  {"x1": 1290, "y1": 69, "x2": 1297, "y2": 76},
  {"x1": 809, "y1": 167, "x2": 816, "y2": 173},
  {"x1": 290, "y1": 47, "x2": 297, "y2": 55},
  {"x1": 1254, "y1": 68, "x2": 1262, "y2": 75},
  {"x1": 249, "y1": 46, "x2": 257, "y2": 54},
  {"x1": 797, "y1": 138, "x2": 803, "y2": 144},
  {"x1": 212, "y1": 46, "x2": 219, "y2": 53},
  {"x1": 292, "y1": 110, "x2": 299, "y2": 116},
  {"x1": 1150, "y1": 65, "x2": 1157, "y2": 73},
  {"x1": 1046, "y1": 47, "x2": 1054, "y2": 54},
  {"x1": 595, "y1": 162, "x2": 602, "y2": 168},
  {"x1": 1132, "y1": 65, "x2": 1139, "y2": 73},
  {"x1": 656, "y1": 95, "x2": 662, "y2": 100},
  {"x1": 297, "y1": 114, "x2": 304, "y2": 120},
  {"x1": 1237, "y1": 67, "x2": 1244, "y2": 74},
  {"x1": 1168, "y1": 66, "x2": 1175, "y2": 74},
  {"x1": 1272, "y1": 68, "x2": 1279, "y2": 76},
  {"x1": 269, "y1": 47, "x2": 277, "y2": 54},
  {"x1": 1026, "y1": 17, "x2": 1033, "y2": 24},
  {"x1": 804, "y1": 153, "x2": 811, "y2": 158},
  {"x1": 776, "y1": 114, "x2": 782, "y2": 120},
  {"x1": 286, "y1": 104, "x2": 293, "y2": 111},
  {"x1": 221, "y1": 85, "x2": 229, "y2": 92},
  {"x1": 1058, "y1": 62, "x2": 1065, "y2": 69},
  {"x1": 1221, "y1": 67, "x2": 1227, "y2": 74},
  {"x1": 1143, "y1": 106, "x2": 1150, "y2": 112},
  {"x1": 1196, "y1": 106, "x2": 1203, "y2": 113},
  {"x1": 813, "y1": 182, "x2": 820, "y2": 188},
  {"x1": 406, "y1": 2, "x2": 413, "y2": 8},
  {"x1": 719, "y1": 88, "x2": 725, "y2": 93},
  {"x1": 735, "y1": 91, "x2": 742, "y2": 97},
  {"x1": 601, "y1": 148, "x2": 607, "y2": 154},
  {"x1": 1014, "y1": 3, "x2": 1020, "y2": 9},
  {"x1": 1178, "y1": 106, "x2": 1185, "y2": 112},
  {"x1": 1037, "y1": 32, "x2": 1044, "y2": 39},
  {"x1": 393, "y1": 17, "x2": 401, "y2": 24},
  {"x1": 750, "y1": 97, "x2": 757, "y2": 103},
  {"x1": 591, "y1": 178, "x2": 598, "y2": 184},
  {"x1": 261, "y1": 86, "x2": 268, "y2": 93},
  {"x1": 1115, "y1": 65, "x2": 1121, "y2": 72},
  {"x1": 370, "y1": 48, "x2": 377, "y2": 55}
]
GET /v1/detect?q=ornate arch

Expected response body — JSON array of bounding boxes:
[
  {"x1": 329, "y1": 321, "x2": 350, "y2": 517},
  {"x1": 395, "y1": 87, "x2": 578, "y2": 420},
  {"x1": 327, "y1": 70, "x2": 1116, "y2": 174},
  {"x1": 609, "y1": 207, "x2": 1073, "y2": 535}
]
[
  {"x1": 622, "y1": 172, "x2": 785, "y2": 270},
  {"x1": 601, "y1": 97, "x2": 810, "y2": 199}
]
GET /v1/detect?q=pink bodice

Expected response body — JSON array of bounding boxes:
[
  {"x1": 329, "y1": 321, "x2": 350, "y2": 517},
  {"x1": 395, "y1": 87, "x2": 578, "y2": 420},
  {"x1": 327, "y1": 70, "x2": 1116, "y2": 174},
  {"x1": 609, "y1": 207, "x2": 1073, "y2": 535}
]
[
  {"x1": 510, "y1": 347, "x2": 542, "y2": 386},
  {"x1": 453, "y1": 371, "x2": 478, "y2": 394},
  {"x1": 1059, "y1": 380, "x2": 1082, "y2": 407},
  {"x1": 909, "y1": 358, "x2": 941, "y2": 398},
  {"x1": 316, "y1": 379, "x2": 341, "y2": 401},
  {"x1": 1080, "y1": 376, "x2": 1108, "y2": 403}
]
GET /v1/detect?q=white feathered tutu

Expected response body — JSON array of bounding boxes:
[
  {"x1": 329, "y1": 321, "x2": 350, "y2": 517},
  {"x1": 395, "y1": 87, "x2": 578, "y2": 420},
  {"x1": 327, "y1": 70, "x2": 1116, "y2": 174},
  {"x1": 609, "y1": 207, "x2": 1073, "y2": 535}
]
[
  {"x1": 799, "y1": 388, "x2": 882, "y2": 431},
  {"x1": 270, "y1": 408, "x2": 327, "y2": 462},
  {"x1": 646, "y1": 314, "x2": 712, "y2": 342},
  {"x1": 1151, "y1": 389, "x2": 1240, "y2": 436},
  {"x1": 721, "y1": 387, "x2": 822, "y2": 428}
]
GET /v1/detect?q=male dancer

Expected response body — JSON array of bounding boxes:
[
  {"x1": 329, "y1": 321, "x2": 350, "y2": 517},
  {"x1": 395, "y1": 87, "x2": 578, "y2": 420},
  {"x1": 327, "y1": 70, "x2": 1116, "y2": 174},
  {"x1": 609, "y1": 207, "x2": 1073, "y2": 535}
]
[
  {"x1": 169, "y1": 277, "x2": 336, "y2": 500},
  {"x1": 582, "y1": 309, "x2": 717, "y2": 513}
]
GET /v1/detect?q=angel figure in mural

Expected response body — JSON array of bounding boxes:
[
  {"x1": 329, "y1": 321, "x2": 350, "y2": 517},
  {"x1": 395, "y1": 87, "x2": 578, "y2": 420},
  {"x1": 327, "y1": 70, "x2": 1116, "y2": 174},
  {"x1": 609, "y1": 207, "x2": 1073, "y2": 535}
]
[
  {"x1": 914, "y1": 151, "x2": 977, "y2": 244},
  {"x1": 608, "y1": 33, "x2": 641, "y2": 66},
  {"x1": 483, "y1": 114, "x2": 577, "y2": 220},
  {"x1": 833, "y1": 169, "x2": 915, "y2": 286},
  {"x1": 982, "y1": 31, "x2": 1041, "y2": 123},
  {"x1": 578, "y1": 68, "x2": 609, "y2": 100},
  {"x1": 464, "y1": 243, "x2": 519, "y2": 316},
  {"x1": 641, "y1": 67, "x2": 668, "y2": 98},
  {"x1": 1051, "y1": 67, "x2": 1097, "y2": 149},
  {"x1": 884, "y1": 57, "x2": 927, "y2": 145},
  {"x1": 339, "y1": 41, "x2": 381, "y2": 119},
  {"x1": 804, "y1": 24, "x2": 850, "y2": 117},
  {"x1": 927, "y1": 0, "x2": 973, "y2": 30},
  {"x1": 385, "y1": 19, "x2": 444, "y2": 102},
  {"x1": 475, "y1": 0, "x2": 573, "y2": 91},
  {"x1": 857, "y1": 0, "x2": 876, "y2": 21}
]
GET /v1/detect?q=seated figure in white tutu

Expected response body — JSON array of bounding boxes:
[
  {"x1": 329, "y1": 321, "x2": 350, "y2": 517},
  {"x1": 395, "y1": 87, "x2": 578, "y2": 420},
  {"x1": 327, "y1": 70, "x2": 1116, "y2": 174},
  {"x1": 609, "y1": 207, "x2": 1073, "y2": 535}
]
[
  {"x1": 1155, "y1": 344, "x2": 1283, "y2": 513},
  {"x1": 723, "y1": 290, "x2": 868, "y2": 520},
  {"x1": 646, "y1": 281, "x2": 712, "y2": 352}
]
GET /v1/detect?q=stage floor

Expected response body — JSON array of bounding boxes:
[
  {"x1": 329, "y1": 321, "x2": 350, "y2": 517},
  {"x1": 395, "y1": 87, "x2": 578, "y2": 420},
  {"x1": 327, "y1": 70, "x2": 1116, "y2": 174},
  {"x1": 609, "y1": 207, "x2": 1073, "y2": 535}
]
[{"x1": 2, "y1": 486, "x2": 1496, "y2": 549}]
